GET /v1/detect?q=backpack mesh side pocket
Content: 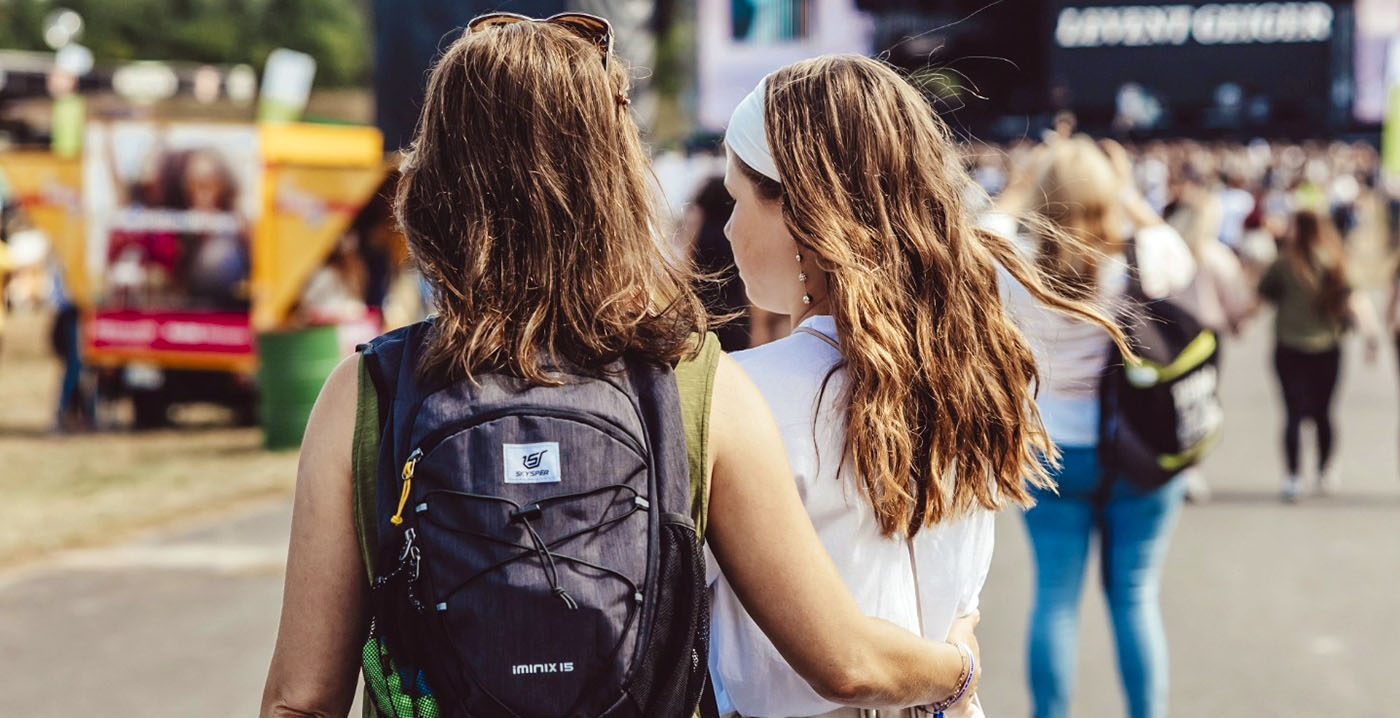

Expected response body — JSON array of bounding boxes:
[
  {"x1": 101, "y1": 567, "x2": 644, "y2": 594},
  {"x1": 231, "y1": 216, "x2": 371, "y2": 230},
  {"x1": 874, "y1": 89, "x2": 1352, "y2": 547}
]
[
  {"x1": 620, "y1": 513, "x2": 709, "y2": 716},
  {"x1": 362, "y1": 634, "x2": 442, "y2": 718}
]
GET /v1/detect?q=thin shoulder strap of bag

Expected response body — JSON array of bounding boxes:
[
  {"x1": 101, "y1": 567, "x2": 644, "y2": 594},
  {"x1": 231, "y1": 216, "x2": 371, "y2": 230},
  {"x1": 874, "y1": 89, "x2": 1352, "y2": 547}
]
[
  {"x1": 673, "y1": 332, "x2": 722, "y2": 537},
  {"x1": 906, "y1": 539, "x2": 928, "y2": 638},
  {"x1": 351, "y1": 354, "x2": 381, "y2": 583},
  {"x1": 901, "y1": 542, "x2": 932, "y2": 718},
  {"x1": 797, "y1": 327, "x2": 928, "y2": 624},
  {"x1": 1124, "y1": 236, "x2": 1147, "y2": 303},
  {"x1": 801, "y1": 323, "x2": 931, "y2": 713},
  {"x1": 794, "y1": 325, "x2": 839, "y2": 351},
  {"x1": 1100, "y1": 241, "x2": 1142, "y2": 508}
]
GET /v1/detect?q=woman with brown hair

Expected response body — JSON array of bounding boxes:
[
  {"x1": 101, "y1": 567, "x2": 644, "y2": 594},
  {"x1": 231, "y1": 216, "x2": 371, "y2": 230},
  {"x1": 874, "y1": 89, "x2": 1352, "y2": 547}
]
[
  {"x1": 1260, "y1": 208, "x2": 1379, "y2": 500},
  {"x1": 261, "y1": 16, "x2": 979, "y2": 718},
  {"x1": 709, "y1": 56, "x2": 1125, "y2": 718}
]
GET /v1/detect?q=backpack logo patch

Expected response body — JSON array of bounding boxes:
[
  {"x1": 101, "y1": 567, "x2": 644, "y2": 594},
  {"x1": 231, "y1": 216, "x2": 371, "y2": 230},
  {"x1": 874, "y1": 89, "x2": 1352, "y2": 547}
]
[{"x1": 504, "y1": 442, "x2": 562, "y2": 484}]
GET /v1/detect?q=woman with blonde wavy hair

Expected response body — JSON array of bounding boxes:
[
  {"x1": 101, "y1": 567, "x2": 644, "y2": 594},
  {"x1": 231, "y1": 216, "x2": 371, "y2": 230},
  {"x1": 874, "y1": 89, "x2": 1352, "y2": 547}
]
[
  {"x1": 990, "y1": 137, "x2": 1197, "y2": 718},
  {"x1": 710, "y1": 55, "x2": 1125, "y2": 718}
]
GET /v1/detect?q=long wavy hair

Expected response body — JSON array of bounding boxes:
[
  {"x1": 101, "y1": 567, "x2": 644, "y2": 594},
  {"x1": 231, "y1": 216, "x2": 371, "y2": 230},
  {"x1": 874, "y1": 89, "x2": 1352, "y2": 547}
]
[
  {"x1": 395, "y1": 21, "x2": 707, "y2": 383},
  {"x1": 758, "y1": 55, "x2": 1127, "y2": 535},
  {"x1": 1027, "y1": 138, "x2": 1126, "y2": 300},
  {"x1": 1285, "y1": 209, "x2": 1350, "y2": 324}
]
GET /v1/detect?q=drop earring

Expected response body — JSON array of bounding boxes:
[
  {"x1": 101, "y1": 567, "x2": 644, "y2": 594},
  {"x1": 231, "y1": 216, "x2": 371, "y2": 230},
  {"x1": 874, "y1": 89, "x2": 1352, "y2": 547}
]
[{"x1": 797, "y1": 252, "x2": 812, "y2": 305}]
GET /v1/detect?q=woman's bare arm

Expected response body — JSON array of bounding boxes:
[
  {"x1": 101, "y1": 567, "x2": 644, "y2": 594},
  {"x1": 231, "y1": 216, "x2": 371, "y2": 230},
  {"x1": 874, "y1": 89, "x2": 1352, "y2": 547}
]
[
  {"x1": 705, "y1": 354, "x2": 976, "y2": 709},
  {"x1": 260, "y1": 355, "x2": 368, "y2": 718}
]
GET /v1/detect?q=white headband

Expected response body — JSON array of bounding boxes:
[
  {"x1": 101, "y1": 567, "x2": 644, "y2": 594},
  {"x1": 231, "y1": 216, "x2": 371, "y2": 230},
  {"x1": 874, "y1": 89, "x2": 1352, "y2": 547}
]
[{"x1": 724, "y1": 74, "x2": 781, "y2": 183}]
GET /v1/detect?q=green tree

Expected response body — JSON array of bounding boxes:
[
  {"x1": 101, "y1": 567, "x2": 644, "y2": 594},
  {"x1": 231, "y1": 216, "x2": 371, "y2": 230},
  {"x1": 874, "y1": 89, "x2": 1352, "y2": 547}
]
[{"x1": 0, "y1": 0, "x2": 370, "y2": 87}]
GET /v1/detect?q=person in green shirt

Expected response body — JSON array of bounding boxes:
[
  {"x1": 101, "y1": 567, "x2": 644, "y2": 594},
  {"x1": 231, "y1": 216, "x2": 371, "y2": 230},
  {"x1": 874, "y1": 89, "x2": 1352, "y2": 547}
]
[{"x1": 1258, "y1": 209, "x2": 1379, "y2": 501}]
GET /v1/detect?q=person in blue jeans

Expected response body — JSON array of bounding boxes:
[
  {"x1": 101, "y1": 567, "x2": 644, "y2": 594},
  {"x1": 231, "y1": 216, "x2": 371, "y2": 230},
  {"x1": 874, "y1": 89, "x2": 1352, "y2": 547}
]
[
  {"x1": 1024, "y1": 451, "x2": 1186, "y2": 718},
  {"x1": 991, "y1": 138, "x2": 1197, "y2": 718}
]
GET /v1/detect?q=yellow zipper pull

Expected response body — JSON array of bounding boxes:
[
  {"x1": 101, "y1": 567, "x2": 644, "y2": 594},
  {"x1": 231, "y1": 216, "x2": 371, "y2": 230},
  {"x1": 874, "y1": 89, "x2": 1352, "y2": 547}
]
[{"x1": 390, "y1": 448, "x2": 423, "y2": 526}]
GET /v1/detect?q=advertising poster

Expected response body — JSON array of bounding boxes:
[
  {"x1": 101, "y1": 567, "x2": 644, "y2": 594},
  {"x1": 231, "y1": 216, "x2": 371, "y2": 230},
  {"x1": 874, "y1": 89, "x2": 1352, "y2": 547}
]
[{"x1": 83, "y1": 122, "x2": 261, "y2": 367}]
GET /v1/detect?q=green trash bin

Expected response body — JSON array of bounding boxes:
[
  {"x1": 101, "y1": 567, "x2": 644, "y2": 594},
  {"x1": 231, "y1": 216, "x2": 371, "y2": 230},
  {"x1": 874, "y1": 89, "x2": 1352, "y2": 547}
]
[{"x1": 258, "y1": 326, "x2": 342, "y2": 451}]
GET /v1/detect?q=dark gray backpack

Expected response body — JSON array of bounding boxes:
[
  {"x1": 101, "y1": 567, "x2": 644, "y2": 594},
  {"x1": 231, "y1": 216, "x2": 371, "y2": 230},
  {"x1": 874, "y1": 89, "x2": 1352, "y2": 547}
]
[{"x1": 356, "y1": 321, "x2": 710, "y2": 718}]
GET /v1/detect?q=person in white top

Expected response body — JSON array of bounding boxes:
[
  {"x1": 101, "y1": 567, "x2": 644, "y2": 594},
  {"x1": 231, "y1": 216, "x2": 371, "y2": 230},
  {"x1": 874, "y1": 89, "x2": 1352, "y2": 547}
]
[
  {"x1": 989, "y1": 138, "x2": 1196, "y2": 718},
  {"x1": 709, "y1": 56, "x2": 1126, "y2": 718}
]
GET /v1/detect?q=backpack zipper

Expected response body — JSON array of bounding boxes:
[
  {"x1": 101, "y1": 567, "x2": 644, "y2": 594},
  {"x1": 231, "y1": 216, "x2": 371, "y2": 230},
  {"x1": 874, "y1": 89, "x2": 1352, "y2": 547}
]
[{"x1": 411, "y1": 406, "x2": 646, "y2": 467}]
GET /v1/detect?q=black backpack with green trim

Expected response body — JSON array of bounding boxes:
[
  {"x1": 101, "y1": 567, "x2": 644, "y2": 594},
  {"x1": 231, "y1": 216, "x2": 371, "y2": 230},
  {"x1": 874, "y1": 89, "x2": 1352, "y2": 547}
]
[{"x1": 1099, "y1": 244, "x2": 1224, "y2": 490}]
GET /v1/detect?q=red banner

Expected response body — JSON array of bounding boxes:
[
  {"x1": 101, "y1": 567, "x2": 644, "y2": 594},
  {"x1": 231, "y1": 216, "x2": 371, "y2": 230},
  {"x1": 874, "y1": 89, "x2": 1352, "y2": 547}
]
[{"x1": 91, "y1": 311, "x2": 254, "y2": 357}]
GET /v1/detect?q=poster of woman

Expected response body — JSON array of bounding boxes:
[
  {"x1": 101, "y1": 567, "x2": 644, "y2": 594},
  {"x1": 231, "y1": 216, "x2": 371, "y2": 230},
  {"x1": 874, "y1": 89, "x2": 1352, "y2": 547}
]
[
  {"x1": 84, "y1": 122, "x2": 260, "y2": 313},
  {"x1": 82, "y1": 122, "x2": 262, "y2": 363}
]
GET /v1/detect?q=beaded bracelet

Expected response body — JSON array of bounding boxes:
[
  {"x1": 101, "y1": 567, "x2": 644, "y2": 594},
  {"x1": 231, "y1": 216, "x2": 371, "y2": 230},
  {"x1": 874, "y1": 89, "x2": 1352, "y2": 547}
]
[{"x1": 919, "y1": 641, "x2": 975, "y2": 716}]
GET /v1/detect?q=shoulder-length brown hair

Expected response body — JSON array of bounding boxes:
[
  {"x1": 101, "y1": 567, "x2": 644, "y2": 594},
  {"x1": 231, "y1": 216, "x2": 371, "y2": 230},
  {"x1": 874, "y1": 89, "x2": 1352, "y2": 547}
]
[
  {"x1": 759, "y1": 55, "x2": 1127, "y2": 536},
  {"x1": 395, "y1": 21, "x2": 707, "y2": 383}
]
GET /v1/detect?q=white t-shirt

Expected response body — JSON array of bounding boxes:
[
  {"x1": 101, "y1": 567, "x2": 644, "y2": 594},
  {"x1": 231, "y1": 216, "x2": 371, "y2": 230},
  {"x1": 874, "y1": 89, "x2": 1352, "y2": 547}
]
[
  {"x1": 984, "y1": 213, "x2": 1196, "y2": 447},
  {"x1": 706, "y1": 316, "x2": 993, "y2": 718}
]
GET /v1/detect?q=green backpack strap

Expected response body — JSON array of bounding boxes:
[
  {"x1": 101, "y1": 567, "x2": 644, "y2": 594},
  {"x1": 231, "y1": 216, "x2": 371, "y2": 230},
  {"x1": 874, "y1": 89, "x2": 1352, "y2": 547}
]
[
  {"x1": 352, "y1": 354, "x2": 380, "y2": 583},
  {"x1": 676, "y1": 333, "x2": 721, "y2": 718},
  {"x1": 674, "y1": 332, "x2": 721, "y2": 537},
  {"x1": 355, "y1": 355, "x2": 434, "y2": 718}
]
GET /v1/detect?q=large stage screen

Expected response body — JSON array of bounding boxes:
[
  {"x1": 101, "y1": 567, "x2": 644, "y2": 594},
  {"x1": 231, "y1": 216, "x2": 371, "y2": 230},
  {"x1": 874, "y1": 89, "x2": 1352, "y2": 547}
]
[{"x1": 1046, "y1": 1, "x2": 1345, "y2": 131}]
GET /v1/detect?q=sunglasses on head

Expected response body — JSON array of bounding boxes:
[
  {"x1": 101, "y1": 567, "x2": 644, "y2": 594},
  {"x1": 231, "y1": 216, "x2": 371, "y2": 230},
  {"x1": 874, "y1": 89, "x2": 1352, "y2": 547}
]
[{"x1": 466, "y1": 12, "x2": 615, "y2": 70}]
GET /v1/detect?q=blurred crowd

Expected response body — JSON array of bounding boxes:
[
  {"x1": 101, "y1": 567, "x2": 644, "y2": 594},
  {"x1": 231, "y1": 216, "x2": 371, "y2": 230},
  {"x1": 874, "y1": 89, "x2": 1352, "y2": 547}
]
[
  {"x1": 969, "y1": 135, "x2": 1393, "y2": 268},
  {"x1": 5, "y1": 124, "x2": 1399, "y2": 440}
]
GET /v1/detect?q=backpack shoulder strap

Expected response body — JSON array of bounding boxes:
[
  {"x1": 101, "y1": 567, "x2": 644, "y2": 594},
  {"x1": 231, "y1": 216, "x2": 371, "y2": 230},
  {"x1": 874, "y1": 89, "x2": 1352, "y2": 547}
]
[
  {"x1": 352, "y1": 353, "x2": 381, "y2": 583},
  {"x1": 673, "y1": 332, "x2": 721, "y2": 538},
  {"x1": 351, "y1": 353, "x2": 387, "y2": 718},
  {"x1": 351, "y1": 318, "x2": 435, "y2": 584},
  {"x1": 1123, "y1": 237, "x2": 1147, "y2": 302}
]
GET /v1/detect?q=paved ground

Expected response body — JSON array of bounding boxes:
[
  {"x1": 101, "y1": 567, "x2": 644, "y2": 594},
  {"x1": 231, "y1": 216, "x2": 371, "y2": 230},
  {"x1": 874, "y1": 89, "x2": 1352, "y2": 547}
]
[{"x1": 2, "y1": 317, "x2": 1398, "y2": 717}]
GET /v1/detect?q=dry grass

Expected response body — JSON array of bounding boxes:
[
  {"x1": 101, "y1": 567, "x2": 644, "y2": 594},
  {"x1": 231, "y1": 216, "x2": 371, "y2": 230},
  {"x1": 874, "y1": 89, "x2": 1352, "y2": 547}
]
[{"x1": 0, "y1": 310, "x2": 298, "y2": 567}]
